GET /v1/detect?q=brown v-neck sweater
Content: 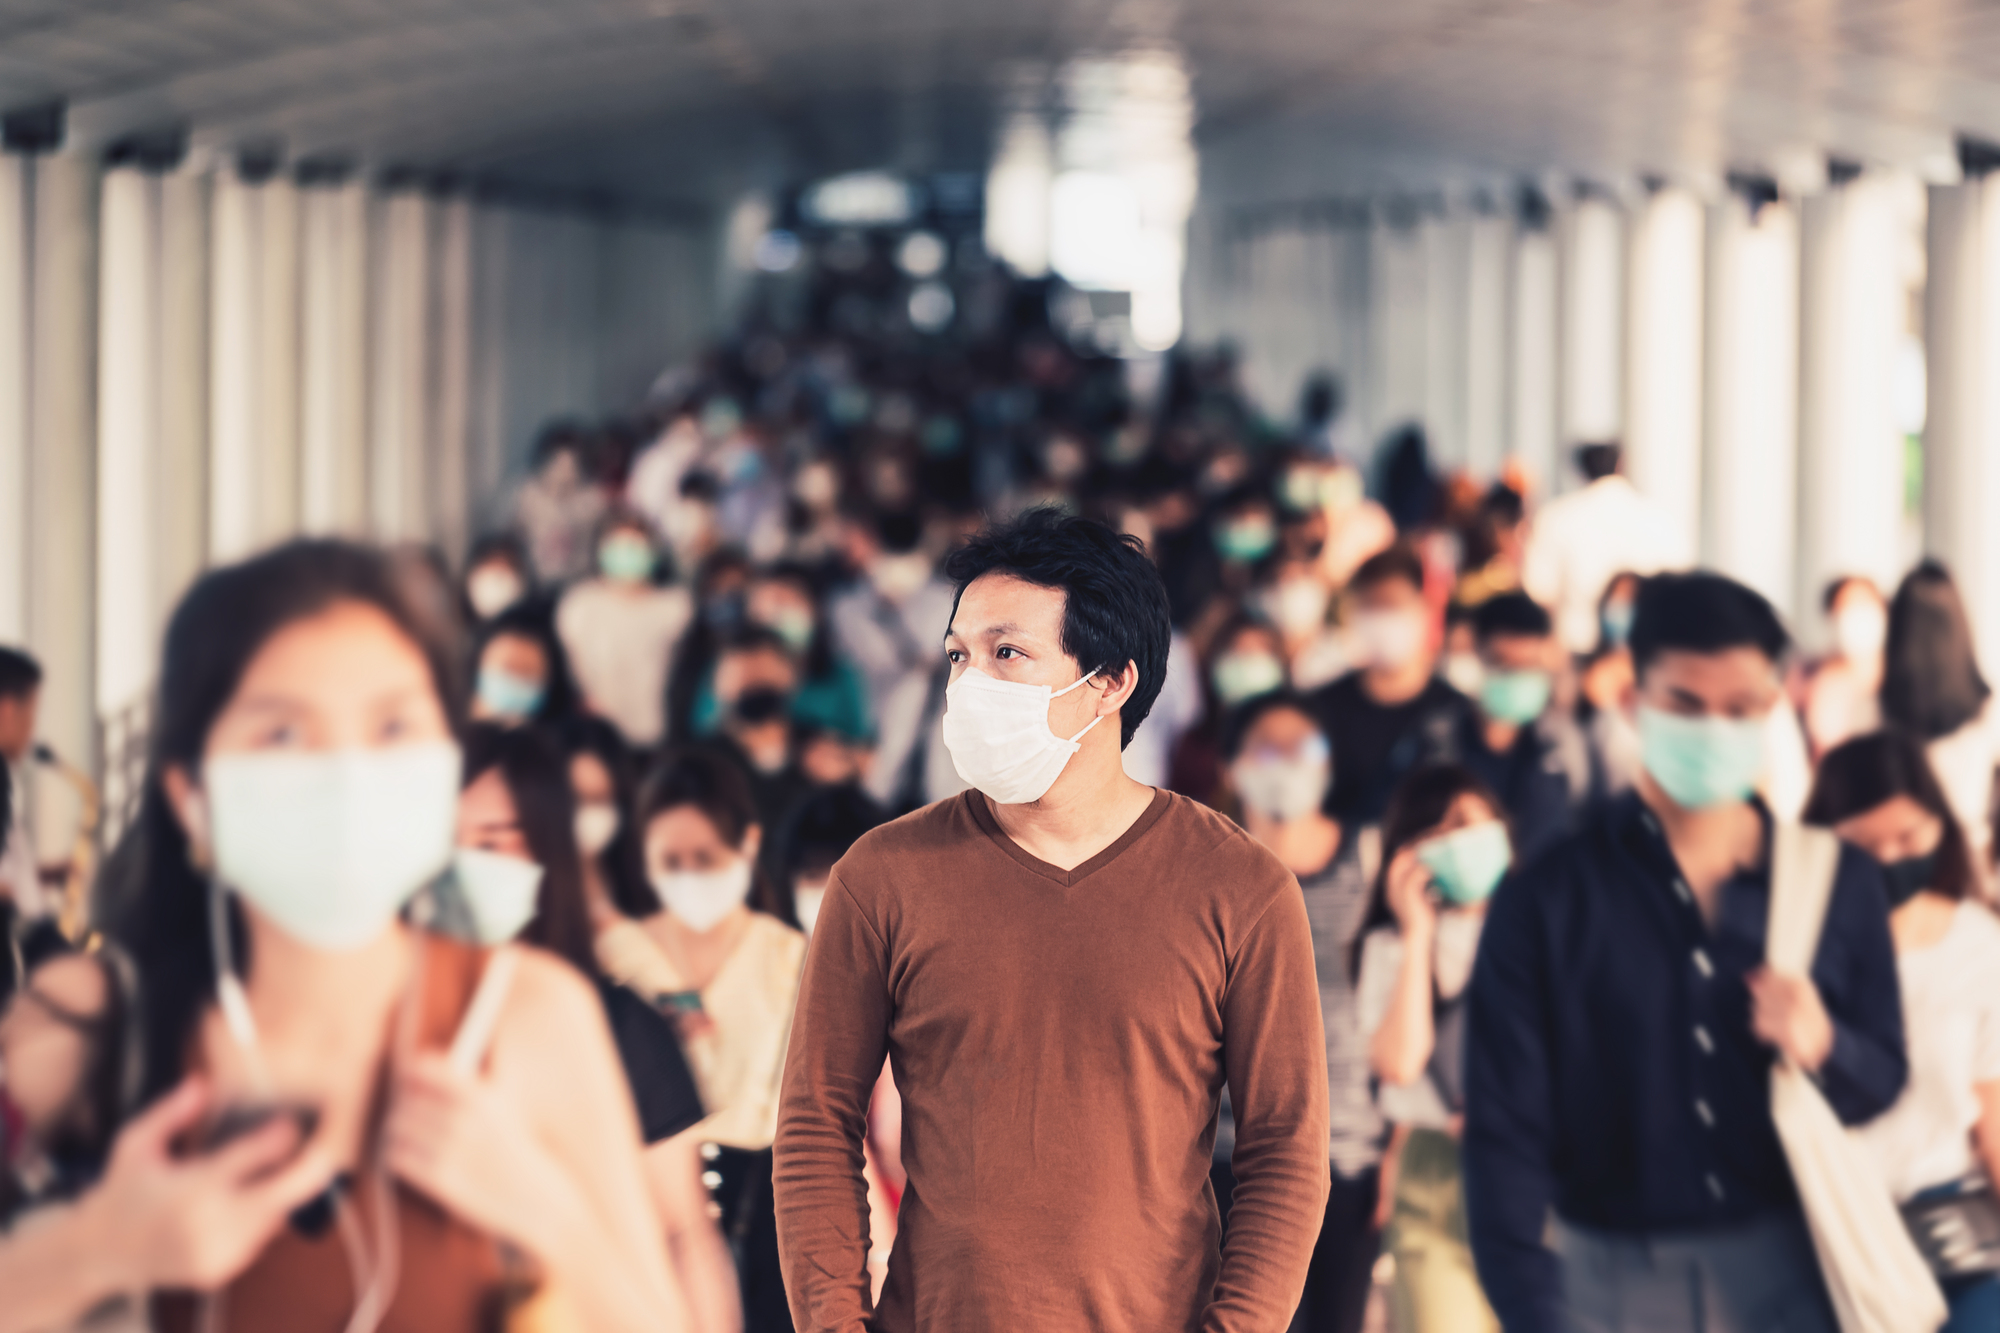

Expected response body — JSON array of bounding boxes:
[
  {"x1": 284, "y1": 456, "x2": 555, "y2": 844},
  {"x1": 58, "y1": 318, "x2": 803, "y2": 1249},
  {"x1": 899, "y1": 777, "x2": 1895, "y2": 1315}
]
[{"x1": 774, "y1": 788, "x2": 1330, "y2": 1332}]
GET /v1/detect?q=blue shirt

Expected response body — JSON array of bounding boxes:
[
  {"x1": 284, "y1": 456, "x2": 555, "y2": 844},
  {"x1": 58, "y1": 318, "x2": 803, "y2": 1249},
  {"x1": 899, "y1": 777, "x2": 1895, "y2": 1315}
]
[
  {"x1": 1462, "y1": 793, "x2": 1907, "y2": 1333},
  {"x1": 1455, "y1": 710, "x2": 1580, "y2": 864}
]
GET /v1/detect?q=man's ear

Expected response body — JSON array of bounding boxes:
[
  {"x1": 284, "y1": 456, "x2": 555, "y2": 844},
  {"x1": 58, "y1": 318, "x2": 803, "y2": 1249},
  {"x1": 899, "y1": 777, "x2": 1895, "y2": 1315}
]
[{"x1": 1097, "y1": 659, "x2": 1141, "y2": 714}]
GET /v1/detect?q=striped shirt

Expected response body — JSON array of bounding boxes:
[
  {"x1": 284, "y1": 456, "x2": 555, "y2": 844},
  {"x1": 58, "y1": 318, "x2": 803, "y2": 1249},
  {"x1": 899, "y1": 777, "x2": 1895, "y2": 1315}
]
[{"x1": 1300, "y1": 836, "x2": 1385, "y2": 1176}]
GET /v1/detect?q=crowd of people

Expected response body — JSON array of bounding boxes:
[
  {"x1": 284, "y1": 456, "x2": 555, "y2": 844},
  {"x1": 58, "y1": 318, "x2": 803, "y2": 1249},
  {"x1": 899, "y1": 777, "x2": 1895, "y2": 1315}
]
[{"x1": 2, "y1": 287, "x2": 2000, "y2": 1333}]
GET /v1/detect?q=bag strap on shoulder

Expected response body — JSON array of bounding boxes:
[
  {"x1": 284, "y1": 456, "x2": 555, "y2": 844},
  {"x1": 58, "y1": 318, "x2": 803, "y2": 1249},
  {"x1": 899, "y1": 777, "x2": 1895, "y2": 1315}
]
[{"x1": 1767, "y1": 822, "x2": 1842, "y2": 977}]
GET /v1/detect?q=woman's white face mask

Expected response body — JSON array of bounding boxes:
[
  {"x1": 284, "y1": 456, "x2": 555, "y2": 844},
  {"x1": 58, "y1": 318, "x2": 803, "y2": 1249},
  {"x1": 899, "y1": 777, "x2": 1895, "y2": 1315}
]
[
  {"x1": 452, "y1": 846, "x2": 545, "y2": 945},
  {"x1": 199, "y1": 742, "x2": 463, "y2": 952},
  {"x1": 652, "y1": 857, "x2": 754, "y2": 934}
]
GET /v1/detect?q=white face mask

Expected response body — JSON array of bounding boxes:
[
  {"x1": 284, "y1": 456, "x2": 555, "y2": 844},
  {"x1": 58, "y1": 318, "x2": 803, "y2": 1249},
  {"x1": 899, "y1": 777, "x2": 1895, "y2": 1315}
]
[
  {"x1": 1441, "y1": 651, "x2": 1486, "y2": 697},
  {"x1": 870, "y1": 551, "x2": 932, "y2": 602},
  {"x1": 452, "y1": 846, "x2": 545, "y2": 945},
  {"x1": 1261, "y1": 579, "x2": 1330, "y2": 638},
  {"x1": 1231, "y1": 750, "x2": 1332, "y2": 823},
  {"x1": 651, "y1": 858, "x2": 753, "y2": 933},
  {"x1": 203, "y1": 742, "x2": 462, "y2": 952},
  {"x1": 466, "y1": 566, "x2": 524, "y2": 620},
  {"x1": 1833, "y1": 601, "x2": 1887, "y2": 662},
  {"x1": 794, "y1": 883, "x2": 828, "y2": 937},
  {"x1": 940, "y1": 667, "x2": 1106, "y2": 806},
  {"x1": 1353, "y1": 608, "x2": 1427, "y2": 669},
  {"x1": 575, "y1": 802, "x2": 620, "y2": 857}
]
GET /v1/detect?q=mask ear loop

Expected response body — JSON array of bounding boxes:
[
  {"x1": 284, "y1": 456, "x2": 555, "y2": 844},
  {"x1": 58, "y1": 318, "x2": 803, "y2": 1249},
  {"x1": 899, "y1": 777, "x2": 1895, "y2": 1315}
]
[{"x1": 1052, "y1": 671, "x2": 1105, "y2": 745}]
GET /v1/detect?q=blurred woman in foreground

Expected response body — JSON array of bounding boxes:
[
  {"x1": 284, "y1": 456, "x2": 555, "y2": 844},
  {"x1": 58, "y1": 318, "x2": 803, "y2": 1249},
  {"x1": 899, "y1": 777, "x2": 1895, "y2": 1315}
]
[{"x1": 111, "y1": 540, "x2": 690, "y2": 1330}]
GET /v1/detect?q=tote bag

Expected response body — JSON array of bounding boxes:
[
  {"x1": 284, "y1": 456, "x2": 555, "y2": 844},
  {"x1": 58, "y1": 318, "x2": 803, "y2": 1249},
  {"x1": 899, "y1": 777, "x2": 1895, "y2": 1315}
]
[{"x1": 1766, "y1": 822, "x2": 1946, "y2": 1333}]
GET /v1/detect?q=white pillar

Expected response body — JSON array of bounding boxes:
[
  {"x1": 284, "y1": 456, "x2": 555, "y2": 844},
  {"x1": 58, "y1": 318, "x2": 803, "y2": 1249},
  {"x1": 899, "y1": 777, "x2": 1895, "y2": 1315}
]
[
  {"x1": 1369, "y1": 213, "x2": 1427, "y2": 442},
  {"x1": 371, "y1": 188, "x2": 433, "y2": 541},
  {"x1": 255, "y1": 177, "x2": 300, "y2": 540},
  {"x1": 1508, "y1": 220, "x2": 1560, "y2": 495},
  {"x1": 299, "y1": 178, "x2": 371, "y2": 535},
  {"x1": 1560, "y1": 193, "x2": 1625, "y2": 466},
  {"x1": 433, "y1": 193, "x2": 474, "y2": 561},
  {"x1": 94, "y1": 167, "x2": 159, "y2": 721},
  {"x1": 156, "y1": 170, "x2": 208, "y2": 613},
  {"x1": 28, "y1": 154, "x2": 98, "y2": 769},
  {"x1": 1422, "y1": 209, "x2": 1469, "y2": 469},
  {"x1": 1464, "y1": 207, "x2": 1511, "y2": 481},
  {"x1": 0, "y1": 155, "x2": 27, "y2": 643},
  {"x1": 1624, "y1": 186, "x2": 1706, "y2": 559},
  {"x1": 1924, "y1": 176, "x2": 2000, "y2": 670},
  {"x1": 1704, "y1": 192, "x2": 1801, "y2": 618},
  {"x1": 1797, "y1": 174, "x2": 1910, "y2": 644}
]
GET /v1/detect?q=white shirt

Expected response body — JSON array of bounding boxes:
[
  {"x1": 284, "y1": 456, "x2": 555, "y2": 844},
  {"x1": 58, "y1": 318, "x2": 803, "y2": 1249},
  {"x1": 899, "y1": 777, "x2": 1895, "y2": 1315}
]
[
  {"x1": 1523, "y1": 476, "x2": 1692, "y2": 654},
  {"x1": 555, "y1": 580, "x2": 694, "y2": 747},
  {"x1": 1859, "y1": 903, "x2": 2000, "y2": 1201},
  {"x1": 1927, "y1": 701, "x2": 2000, "y2": 867},
  {"x1": 1356, "y1": 914, "x2": 1485, "y2": 1130},
  {"x1": 1122, "y1": 631, "x2": 1204, "y2": 789}
]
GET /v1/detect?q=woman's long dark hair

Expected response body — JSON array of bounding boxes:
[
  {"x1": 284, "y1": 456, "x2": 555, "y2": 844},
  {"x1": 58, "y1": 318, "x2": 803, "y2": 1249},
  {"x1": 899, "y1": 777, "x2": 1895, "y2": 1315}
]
[
  {"x1": 105, "y1": 541, "x2": 466, "y2": 1103},
  {"x1": 636, "y1": 747, "x2": 787, "y2": 922},
  {"x1": 1803, "y1": 729, "x2": 1979, "y2": 902},
  {"x1": 557, "y1": 714, "x2": 658, "y2": 917},
  {"x1": 459, "y1": 724, "x2": 596, "y2": 974},
  {"x1": 1349, "y1": 763, "x2": 1507, "y2": 983},
  {"x1": 1881, "y1": 561, "x2": 1991, "y2": 741}
]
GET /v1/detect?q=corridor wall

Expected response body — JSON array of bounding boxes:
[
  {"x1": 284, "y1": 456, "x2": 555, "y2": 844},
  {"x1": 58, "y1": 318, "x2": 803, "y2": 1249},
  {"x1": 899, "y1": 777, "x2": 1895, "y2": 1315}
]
[{"x1": 0, "y1": 147, "x2": 718, "y2": 782}]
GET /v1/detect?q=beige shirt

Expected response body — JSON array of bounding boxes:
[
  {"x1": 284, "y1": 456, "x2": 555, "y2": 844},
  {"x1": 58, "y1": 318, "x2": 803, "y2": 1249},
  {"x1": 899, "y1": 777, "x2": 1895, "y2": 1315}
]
[
  {"x1": 555, "y1": 581, "x2": 693, "y2": 747},
  {"x1": 596, "y1": 914, "x2": 805, "y2": 1151}
]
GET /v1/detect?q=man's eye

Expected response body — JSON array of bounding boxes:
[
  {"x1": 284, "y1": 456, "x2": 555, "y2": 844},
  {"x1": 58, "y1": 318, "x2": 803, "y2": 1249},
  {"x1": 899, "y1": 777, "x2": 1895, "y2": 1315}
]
[
  {"x1": 946, "y1": 649, "x2": 964, "y2": 663},
  {"x1": 996, "y1": 646, "x2": 1019, "y2": 659}
]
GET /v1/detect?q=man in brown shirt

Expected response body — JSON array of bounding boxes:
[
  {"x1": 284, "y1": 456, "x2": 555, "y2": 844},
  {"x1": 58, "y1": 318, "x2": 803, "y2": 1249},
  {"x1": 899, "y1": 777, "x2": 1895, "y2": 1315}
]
[{"x1": 774, "y1": 507, "x2": 1331, "y2": 1331}]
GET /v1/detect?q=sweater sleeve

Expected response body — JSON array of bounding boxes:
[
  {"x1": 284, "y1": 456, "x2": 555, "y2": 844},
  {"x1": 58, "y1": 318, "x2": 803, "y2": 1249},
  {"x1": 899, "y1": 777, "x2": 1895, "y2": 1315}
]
[
  {"x1": 773, "y1": 873, "x2": 892, "y2": 1333},
  {"x1": 1204, "y1": 880, "x2": 1332, "y2": 1333},
  {"x1": 1812, "y1": 848, "x2": 1908, "y2": 1126}
]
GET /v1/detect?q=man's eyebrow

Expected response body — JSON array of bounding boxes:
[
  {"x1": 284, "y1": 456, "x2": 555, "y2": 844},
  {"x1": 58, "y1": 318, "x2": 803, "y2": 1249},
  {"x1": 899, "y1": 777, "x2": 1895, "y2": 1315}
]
[{"x1": 945, "y1": 621, "x2": 1025, "y2": 639}]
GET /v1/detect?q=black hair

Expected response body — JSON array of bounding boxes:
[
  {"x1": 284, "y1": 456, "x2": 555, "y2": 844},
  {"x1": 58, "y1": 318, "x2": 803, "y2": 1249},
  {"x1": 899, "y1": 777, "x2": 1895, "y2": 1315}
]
[
  {"x1": 1881, "y1": 561, "x2": 1992, "y2": 741},
  {"x1": 1575, "y1": 442, "x2": 1623, "y2": 482},
  {"x1": 1473, "y1": 591, "x2": 1553, "y2": 644},
  {"x1": 1350, "y1": 763, "x2": 1508, "y2": 982},
  {"x1": 1347, "y1": 544, "x2": 1426, "y2": 598},
  {"x1": 942, "y1": 505, "x2": 1171, "y2": 748},
  {"x1": 1804, "y1": 730, "x2": 1980, "y2": 903},
  {"x1": 557, "y1": 714, "x2": 657, "y2": 918},
  {"x1": 471, "y1": 604, "x2": 576, "y2": 724},
  {"x1": 1628, "y1": 571, "x2": 1789, "y2": 679},
  {"x1": 774, "y1": 785, "x2": 885, "y2": 907},
  {"x1": 1821, "y1": 575, "x2": 1879, "y2": 616},
  {"x1": 635, "y1": 747, "x2": 786, "y2": 921},
  {"x1": 1219, "y1": 690, "x2": 1323, "y2": 763},
  {"x1": 107, "y1": 540, "x2": 466, "y2": 1102},
  {"x1": 0, "y1": 646, "x2": 42, "y2": 700},
  {"x1": 460, "y1": 724, "x2": 596, "y2": 975}
]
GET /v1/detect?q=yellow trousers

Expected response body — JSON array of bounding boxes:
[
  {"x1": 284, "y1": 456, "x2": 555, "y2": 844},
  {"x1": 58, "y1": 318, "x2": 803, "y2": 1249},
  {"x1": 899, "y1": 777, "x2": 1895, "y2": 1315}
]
[{"x1": 1385, "y1": 1128, "x2": 1499, "y2": 1333}]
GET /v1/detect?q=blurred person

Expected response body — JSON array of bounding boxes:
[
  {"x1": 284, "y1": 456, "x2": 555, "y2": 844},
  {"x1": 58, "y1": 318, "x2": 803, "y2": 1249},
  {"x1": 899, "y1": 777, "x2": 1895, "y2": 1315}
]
[
  {"x1": 0, "y1": 648, "x2": 44, "y2": 920},
  {"x1": 459, "y1": 533, "x2": 534, "y2": 629},
  {"x1": 1353, "y1": 765, "x2": 1511, "y2": 1333},
  {"x1": 557, "y1": 513, "x2": 695, "y2": 750},
  {"x1": 469, "y1": 606, "x2": 573, "y2": 728},
  {"x1": 450, "y1": 723, "x2": 741, "y2": 1333},
  {"x1": 1464, "y1": 571, "x2": 1906, "y2": 1333},
  {"x1": 1522, "y1": 443, "x2": 1691, "y2": 655},
  {"x1": 1797, "y1": 576, "x2": 1887, "y2": 760},
  {"x1": 747, "y1": 565, "x2": 871, "y2": 744},
  {"x1": 1376, "y1": 423, "x2": 1441, "y2": 533},
  {"x1": 1453, "y1": 483, "x2": 1528, "y2": 609},
  {"x1": 1307, "y1": 546, "x2": 1473, "y2": 825},
  {"x1": 1804, "y1": 731, "x2": 2000, "y2": 1330},
  {"x1": 599, "y1": 748, "x2": 806, "y2": 1333},
  {"x1": 666, "y1": 549, "x2": 756, "y2": 745},
  {"x1": 1437, "y1": 603, "x2": 1484, "y2": 698},
  {"x1": 1881, "y1": 561, "x2": 2000, "y2": 872},
  {"x1": 1124, "y1": 627, "x2": 1204, "y2": 789},
  {"x1": 628, "y1": 411, "x2": 713, "y2": 573},
  {"x1": 1223, "y1": 693, "x2": 1383, "y2": 1333},
  {"x1": 775, "y1": 507, "x2": 1331, "y2": 1330},
  {"x1": 1213, "y1": 489, "x2": 1282, "y2": 571},
  {"x1": 1168, "y1": 616, "x2": 1289, "y2": 806},
  {"x1": 1259, "y1": 556, "x2": 1349, "y2": 692},
  {"x1": 0, "y1": 944, "x2": 136, "y2": 1223},
  {"x1": 698, "y1": 630, "x2": 817, "y2": 867},
  {"x1": 560, "y1": 713, "x2": 656, "y2": 922},
  {"x1": 1455, "y1": 593, "x2": 1588, "y2": 862},
  {"x1": 107, "y1": 539, "x2": 691, "y2": 1330},
  {"x1": 515, "y1": 422, "x2": 609, "y2": 584},
  {"x1": 1579, "y1": 572, "x2": 1645, "y2": 802}
]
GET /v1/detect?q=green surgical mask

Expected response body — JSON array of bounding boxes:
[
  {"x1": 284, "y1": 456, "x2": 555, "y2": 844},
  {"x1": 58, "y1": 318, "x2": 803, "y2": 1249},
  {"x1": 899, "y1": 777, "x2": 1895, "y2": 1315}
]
[
  {"x1": 1212, "y1": 651, "x2": 1286, "y2": 706},
  {"x1": 1480, "y1": 669, "x2": 1552, "y2": 726},
  {"x1": 1418, "y1": 821, "x2": 1512, "y2": 907},
  {"x1": 599, "y1": 535, "x2": 657, "y2": 583},
  {"x1": 1215, "y1": 517, "x2": 1277, "y2": 563},
  {"x1": 1637, "y1": 705, "x2": 1767, "y2": 810}
]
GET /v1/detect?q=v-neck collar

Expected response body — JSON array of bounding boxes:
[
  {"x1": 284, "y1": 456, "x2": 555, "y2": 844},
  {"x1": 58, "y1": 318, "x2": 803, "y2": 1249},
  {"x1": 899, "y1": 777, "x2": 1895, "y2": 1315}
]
[{"x1": 967, "y1": 786, "x2": 1172, "y2": 888}]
